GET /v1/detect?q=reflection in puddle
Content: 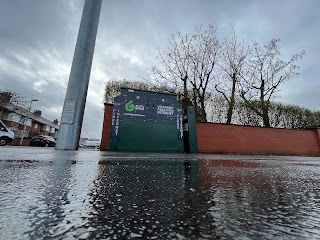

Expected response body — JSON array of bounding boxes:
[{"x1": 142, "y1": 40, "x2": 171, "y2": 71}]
[
  {"x1": 0, "y1": 154, "x2": 320, "y2": 239},
  {"x1": 24, "y1": 159, "x2": 76, "y2": 239},
  {"x1": 199, "y1": 159, "x2": 320, "y2": 239},
  {"x1": 87, "y1": 159, "x2": 211, "y2": 239}
]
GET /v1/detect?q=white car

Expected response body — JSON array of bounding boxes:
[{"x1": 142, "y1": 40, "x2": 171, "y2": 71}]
[
  {"x1": 83, "y1": 139, "x2": 100, "y2": 148},
  {"x1": 0, "y1": 120, "x2": 14, "y2": 146}
]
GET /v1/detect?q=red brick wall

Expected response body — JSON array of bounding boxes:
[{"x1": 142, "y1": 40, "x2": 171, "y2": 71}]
[
  {"x1": 100, "y1": 105, "x2": 320, "y2": 155},
  {"x1": 100, "y1": 104, "x2": 113, "y2": 151},
  {"x1": 316, "y1": 129, "x2": 320, "y2": 148},
  {"x1": 196, "y1": 123, "x2": 320, "y2": 155}
]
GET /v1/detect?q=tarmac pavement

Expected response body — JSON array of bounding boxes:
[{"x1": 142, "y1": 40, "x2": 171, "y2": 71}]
[{"x1": 1, "y1": 146, "x2": 320, "y2": 239}]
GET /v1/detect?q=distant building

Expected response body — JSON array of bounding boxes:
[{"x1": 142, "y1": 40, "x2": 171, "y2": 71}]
[{"x1": 0, "y1": 102, "x2": 59, "y2": 139}]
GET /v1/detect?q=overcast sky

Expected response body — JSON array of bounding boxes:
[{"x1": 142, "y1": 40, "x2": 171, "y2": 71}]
[{"x1": 0, "y1": 0, "x2": 319, "y2": 138}]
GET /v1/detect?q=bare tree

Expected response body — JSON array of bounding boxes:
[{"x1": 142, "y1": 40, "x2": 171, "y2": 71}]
[
  {"x1": 215, "y1": 26, "x2": 251, "y2": 124},
  {"x1": 240, "y1": 39, "x2": 305, "y2": 127},
  {"x1": 151, "y1": 25, "x2": 220, "y2": 122},
  {"x1": 151, "y1": 33, "x2": 193, "y2": 108},
  {"x1": 0, "y1": 90, "x2": 25, "y2": 120},
  {"x1": 188, "y1": 25, "x2": 220, "y2": 121}
]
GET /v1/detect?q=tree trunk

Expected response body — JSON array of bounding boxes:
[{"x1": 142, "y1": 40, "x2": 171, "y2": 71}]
[
  {"x1": 192, "y1": 88, "x2": 198, "y2": 118},
  {"x1": 262, "y1": 111, "x2": 270, "y2": 127},
  {"x1": 226, "y1": 100, "x2": 234, "y2": 124},
  {"x1": 199, "y1": 94, "x2": 207, "y2": 122},
  {"x1": 260, "y1": 79, "x2": 270, "y2": 127},
  {"x1": 226, "y1": 73, "x2": 236, "y2": 124},
  {"x1": 181, "y1": 76, "x2": 191, "y2": 109},
  {"x1": 183, "y1": 76, "x2": 189, "y2": 103},
  {"x1": 261, "y1": 102, "x2": 270, "y2": 127}
]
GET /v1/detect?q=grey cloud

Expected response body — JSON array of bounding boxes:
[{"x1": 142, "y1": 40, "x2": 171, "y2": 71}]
[
  {"x1": 0, "y1": 0, "x2": 82, "y2": 50},
  {"x1": 0, "y1": 48, "x2": 70, "y2": 120},
  {"x1": 280, "y1": 83, "x2": 320, "y2": 111}
]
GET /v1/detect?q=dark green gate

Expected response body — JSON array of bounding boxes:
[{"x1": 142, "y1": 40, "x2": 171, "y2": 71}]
[{"x1": 109, "y1": 88, "x2": 184, "y2": 153}]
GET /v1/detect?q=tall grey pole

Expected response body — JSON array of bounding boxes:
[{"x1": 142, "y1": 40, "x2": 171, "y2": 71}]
[{"x1": 56, "y1": 0, "x2": 102, "y2": 150}]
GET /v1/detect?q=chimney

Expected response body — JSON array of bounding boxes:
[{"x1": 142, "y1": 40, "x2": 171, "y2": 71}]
[
  {"x1": 53, "y1": 119, "x2": 59, "y2": 125},
  {"x1": 33, "y1": 110, "x2": 42, "y2": 116}
]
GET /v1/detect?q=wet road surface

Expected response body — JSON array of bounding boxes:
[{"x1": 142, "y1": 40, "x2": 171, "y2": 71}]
[{"x1": 1, "y1": 146, "x2": 320, "y2": 239}]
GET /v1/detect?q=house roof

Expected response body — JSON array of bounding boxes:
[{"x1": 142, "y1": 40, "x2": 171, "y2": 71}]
[{"x1": 4, "y1": 103, "x2": 59, "y2": 129}]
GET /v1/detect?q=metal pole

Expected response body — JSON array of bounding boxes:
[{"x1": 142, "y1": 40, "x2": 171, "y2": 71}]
[
  {"x1": 20, "y1": 100, "x2": 37, "y2": 146},
  {"x1": 55, "y1": 0, "x2": 102, "y2": 150}
]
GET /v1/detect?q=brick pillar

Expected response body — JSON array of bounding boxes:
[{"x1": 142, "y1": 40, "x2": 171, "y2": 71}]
[
  {"x1": 315, "y1": 128, "x2": 320, "y2": 154},
  {"x1": 100, "y1": 104, "x2": 113, "y2": 151}
]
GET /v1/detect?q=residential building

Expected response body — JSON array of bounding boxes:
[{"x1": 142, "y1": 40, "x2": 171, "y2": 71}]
[{"x1": 0, "y1": 102, "x2": 59, "y2": 139}]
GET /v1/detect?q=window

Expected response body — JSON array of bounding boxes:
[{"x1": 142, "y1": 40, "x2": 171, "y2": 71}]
[
  {"x1": 34, "y1": 123, "x2": 38, "y2": 129},
  {"x1": 46, "y1": 125, "x2": 50, "y2": 132},
  {"x1": 51, "y1": 127, "x2": 55, "y2": 133},
  {"x1": 19, "y1": 117, "x2": 25, "y2": 124},
  {"x1": 18, "y1": 117, "x2": 32, "y2": 126},
  {"x1": 26, "y1": 119, "x2": 32, "y2": 127},
  {"x1": 6, "y1": 113, "x2": 21, "y2": 123}
]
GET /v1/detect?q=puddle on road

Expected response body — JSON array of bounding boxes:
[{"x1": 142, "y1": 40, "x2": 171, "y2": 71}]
[{"x1": 1, "y1": 155, "x2": 320, "y2": 239}]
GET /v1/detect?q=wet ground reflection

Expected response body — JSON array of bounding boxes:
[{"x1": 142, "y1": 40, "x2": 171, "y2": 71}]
[
  {"x1": 0, "y1": 148, "x2": 320, "y2": 239},
  {"x1": 199, "y1": 159, "x2": 320, "y2": 239},
  {"x1": 87, "y1": 159, "x2": 210, "y2": 239}
]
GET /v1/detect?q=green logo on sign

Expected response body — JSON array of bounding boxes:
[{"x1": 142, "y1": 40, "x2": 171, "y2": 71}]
[{"x1": 125, "y1": 100, "x2": 135, "y2": 112}]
